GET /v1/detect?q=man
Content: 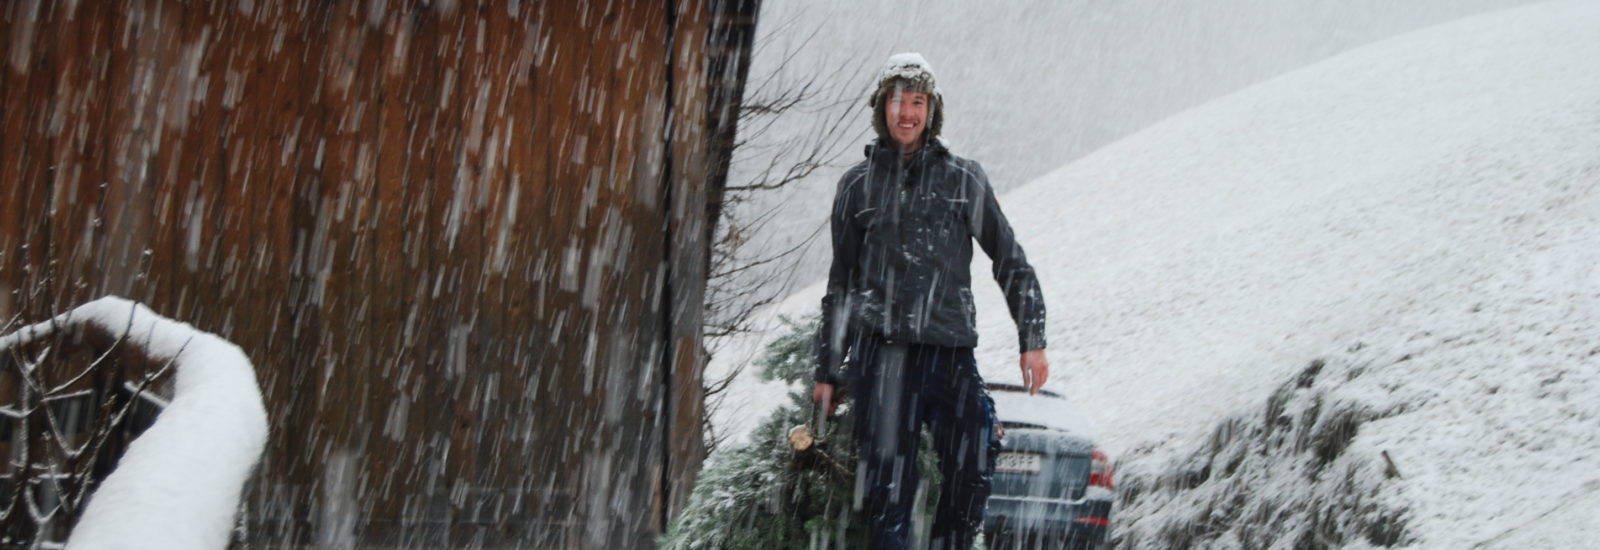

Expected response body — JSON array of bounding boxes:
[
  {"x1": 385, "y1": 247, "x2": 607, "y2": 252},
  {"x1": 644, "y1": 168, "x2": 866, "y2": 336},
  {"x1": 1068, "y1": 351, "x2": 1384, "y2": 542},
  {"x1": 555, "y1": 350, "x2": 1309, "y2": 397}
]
[{"x1": 811, "y1": 53, "x2": 1050, "y2": 550}]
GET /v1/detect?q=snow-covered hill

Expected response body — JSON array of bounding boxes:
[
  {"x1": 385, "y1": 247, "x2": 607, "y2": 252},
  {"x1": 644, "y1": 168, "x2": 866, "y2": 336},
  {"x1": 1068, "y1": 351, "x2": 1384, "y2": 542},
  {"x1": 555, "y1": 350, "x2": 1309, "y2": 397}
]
[
  {"x1": 709, "y1": 0, "x2": 1532, "y2": 407},
  {"x1": 710, "y1": 0, "x2": 1600, "y2": 546},
  {"x1": 972, "y1": 0, "x2": 1597, "y2": 447},
  {"x1": 727, "y1": 0, "x2": 1539, "y2": 308}
]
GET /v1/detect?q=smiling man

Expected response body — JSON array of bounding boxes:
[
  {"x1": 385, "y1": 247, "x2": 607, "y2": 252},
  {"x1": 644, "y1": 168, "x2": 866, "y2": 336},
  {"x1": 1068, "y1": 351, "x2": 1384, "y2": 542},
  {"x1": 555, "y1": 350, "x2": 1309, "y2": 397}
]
[{"x1": 810, "y1": 53, "x2": 1050, "y2": 550}]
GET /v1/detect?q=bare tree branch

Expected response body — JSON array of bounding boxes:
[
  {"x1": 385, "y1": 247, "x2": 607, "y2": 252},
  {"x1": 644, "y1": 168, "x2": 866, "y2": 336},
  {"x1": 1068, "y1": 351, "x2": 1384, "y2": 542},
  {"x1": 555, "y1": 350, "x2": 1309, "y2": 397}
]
[
  {"x1": 698, "y1": 22, "x2": 872, "y2": 452},
  {"x1": 0, "y1": 301, "x2": 178, "y2": 543}
]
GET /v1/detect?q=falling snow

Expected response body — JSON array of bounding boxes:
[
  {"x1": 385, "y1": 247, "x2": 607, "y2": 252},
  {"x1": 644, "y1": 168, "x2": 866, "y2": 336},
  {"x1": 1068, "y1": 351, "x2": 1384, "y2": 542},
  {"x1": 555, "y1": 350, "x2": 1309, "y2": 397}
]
[
  {"x1": 0, "y1": 297, "x2": 268, "y2": 550},
  {"x1": 711, "y1": 1, "x2": 1600, "y2": 546},
  {"x1": 3, "y1": 0, "x2": 1593, "y2": 547}
]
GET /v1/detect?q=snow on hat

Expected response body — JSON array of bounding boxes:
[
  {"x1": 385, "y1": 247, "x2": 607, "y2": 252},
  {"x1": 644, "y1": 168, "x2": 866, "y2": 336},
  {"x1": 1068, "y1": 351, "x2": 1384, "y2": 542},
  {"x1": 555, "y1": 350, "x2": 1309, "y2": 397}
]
[{"x1": 870, "y1": 52, "x2": 944, "y2": 143}]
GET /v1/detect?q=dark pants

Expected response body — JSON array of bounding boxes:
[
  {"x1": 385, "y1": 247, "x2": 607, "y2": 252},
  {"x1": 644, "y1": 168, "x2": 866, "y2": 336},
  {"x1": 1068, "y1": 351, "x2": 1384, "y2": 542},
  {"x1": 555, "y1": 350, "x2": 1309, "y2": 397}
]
[{"x1": 850, "y1": 337, "x2": 998, "y2": 550}]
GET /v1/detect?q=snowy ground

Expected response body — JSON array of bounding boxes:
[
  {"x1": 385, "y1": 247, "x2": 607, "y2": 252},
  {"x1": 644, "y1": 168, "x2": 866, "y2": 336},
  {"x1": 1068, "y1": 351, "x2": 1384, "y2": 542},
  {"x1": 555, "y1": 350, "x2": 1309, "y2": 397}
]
[{"x1": 709, "y1": 0, "x2": 1600, "y2": 546}]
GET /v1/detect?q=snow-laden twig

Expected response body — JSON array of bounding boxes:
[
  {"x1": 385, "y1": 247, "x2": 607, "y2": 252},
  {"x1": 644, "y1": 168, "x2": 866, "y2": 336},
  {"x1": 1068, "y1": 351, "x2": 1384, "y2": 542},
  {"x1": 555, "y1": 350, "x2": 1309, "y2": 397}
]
[{"x1": 0, "y1": 296, "x2": 269, "y2": 550}]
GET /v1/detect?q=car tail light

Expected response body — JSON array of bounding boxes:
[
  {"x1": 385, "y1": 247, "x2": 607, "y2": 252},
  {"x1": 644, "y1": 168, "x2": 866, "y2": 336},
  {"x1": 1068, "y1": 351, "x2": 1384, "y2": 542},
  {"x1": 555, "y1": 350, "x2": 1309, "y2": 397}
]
[{"x1": 1088, "y1": 448, "x2": 1114, "y2": 489}]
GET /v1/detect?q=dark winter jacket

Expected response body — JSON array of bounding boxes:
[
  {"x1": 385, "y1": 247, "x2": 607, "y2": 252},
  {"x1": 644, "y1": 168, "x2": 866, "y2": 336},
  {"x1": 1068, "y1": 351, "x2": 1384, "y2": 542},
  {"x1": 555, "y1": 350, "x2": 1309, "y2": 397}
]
[{"x1": 813, "y1": 139, "x2": 1046, "y2": 385}]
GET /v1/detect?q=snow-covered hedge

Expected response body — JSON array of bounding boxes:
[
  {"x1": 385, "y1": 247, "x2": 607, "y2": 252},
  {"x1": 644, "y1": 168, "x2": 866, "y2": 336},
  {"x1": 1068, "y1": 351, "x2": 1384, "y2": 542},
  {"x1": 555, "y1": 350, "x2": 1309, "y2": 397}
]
[{"x1": 1113, "y1": 357, "x2": 1411, "y2": 549}]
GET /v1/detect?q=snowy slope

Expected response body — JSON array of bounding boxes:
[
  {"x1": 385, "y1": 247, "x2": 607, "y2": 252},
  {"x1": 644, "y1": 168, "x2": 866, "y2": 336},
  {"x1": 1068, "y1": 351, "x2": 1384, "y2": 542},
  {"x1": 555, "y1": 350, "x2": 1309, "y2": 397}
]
[
  {"x1": 978, "y1": 0, "x2": 1600, "y2": 546},
  {"x1": 967, "y1": 0, "x2": 1600, "y2": 451},
  {"x1": 712, "y1": 0, "x2": 1600, "y2": 545},
  {"x1": 727, "y1": 0, "x2": 1540, "y2": 297}
]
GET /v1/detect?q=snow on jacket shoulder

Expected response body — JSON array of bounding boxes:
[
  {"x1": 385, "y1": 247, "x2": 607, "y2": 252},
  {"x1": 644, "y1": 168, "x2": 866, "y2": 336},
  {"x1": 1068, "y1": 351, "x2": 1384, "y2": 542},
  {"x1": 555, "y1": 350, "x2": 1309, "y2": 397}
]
[{"x1": 814, "y1": 139, "x2": 1046, "y2": 384}]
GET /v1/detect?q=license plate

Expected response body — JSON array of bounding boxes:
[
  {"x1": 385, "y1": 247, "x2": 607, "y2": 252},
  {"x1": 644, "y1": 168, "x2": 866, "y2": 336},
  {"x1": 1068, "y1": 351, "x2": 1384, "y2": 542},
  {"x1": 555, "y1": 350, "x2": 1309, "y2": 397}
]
[{"x1": 995, "y1": 452, "x2": 1042, "y2": 474}]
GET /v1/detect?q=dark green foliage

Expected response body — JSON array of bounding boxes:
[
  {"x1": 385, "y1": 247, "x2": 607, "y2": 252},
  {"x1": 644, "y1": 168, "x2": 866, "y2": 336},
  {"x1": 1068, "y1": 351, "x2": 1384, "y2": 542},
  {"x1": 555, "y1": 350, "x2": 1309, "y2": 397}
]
[
  {"x1": 757, "y1": 316, "x2": 822, "y2": 385},
  {"x1": 665, "y1": 316, "x2": 947, "y2": 549}
]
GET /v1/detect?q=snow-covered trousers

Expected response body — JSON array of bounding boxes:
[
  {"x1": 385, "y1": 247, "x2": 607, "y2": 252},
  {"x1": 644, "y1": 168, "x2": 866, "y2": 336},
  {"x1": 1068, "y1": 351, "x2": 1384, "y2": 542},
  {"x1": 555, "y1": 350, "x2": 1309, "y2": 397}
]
[{"x1": 850, "y1": 338, "x2": 999, "y2": 550}]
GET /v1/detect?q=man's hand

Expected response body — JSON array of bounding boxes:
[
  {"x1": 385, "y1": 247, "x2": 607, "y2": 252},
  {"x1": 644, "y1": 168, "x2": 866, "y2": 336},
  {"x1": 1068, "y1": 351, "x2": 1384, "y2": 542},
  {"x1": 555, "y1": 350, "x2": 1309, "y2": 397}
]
[
  {"x1": 1020, "y1": 349, "x2": 1049, "y2": 394},
  {"x1": 812, "y1": 383, "x2": 838, "y2": 416}
]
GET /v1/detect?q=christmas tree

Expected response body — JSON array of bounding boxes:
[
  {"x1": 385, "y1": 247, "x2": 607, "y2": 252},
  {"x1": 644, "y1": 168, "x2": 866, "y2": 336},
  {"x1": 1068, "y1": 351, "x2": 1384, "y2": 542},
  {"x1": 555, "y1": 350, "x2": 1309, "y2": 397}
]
[{"x1": 664, "y1": 316, "x2": 956, "y2": 549}]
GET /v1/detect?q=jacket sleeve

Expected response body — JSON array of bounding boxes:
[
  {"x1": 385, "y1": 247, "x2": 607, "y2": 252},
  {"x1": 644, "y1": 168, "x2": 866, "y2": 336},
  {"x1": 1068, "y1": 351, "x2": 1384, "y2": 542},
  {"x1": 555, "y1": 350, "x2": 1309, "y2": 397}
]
[
  {"x1": 969, "y1": 162, "x2": 1048, "y2": 353},
  {"x1": 813, "y1": 171, "x2": 864, "y2": 385}
]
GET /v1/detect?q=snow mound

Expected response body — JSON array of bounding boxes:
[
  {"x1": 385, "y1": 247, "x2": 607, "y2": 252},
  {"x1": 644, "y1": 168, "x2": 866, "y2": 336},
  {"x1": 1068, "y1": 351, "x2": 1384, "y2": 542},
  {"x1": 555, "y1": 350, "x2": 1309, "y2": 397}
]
[{"x1": 1, "y1": 297, "x2": 270, "y2": 550}]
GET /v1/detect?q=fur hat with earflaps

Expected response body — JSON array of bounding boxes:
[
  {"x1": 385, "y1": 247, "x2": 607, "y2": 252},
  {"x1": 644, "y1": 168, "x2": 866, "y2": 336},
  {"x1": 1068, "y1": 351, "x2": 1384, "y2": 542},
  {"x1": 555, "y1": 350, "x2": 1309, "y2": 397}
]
[{"x1": 869, "y1": 52, "x2": 944, "y2": 143}]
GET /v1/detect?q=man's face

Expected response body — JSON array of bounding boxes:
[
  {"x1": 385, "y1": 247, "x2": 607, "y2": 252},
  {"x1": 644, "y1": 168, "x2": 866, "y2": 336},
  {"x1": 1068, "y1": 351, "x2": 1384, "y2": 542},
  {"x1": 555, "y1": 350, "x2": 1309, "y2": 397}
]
[{"x1": 885, "y1": 89, "x2": 929, "y2": 150}]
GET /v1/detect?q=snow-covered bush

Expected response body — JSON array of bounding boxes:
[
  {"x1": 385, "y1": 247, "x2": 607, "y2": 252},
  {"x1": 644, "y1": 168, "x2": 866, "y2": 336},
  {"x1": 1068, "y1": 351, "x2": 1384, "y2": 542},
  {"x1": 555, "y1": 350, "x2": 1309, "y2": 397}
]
[{"x1": 1112, "y1": 357, "x2": 1412, "y2": 549}]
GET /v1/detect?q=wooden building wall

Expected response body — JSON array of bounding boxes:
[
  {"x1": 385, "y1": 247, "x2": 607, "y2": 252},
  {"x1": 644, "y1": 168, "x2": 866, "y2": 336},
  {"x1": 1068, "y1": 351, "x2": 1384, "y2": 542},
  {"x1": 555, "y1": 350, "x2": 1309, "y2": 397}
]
[{"x1": 0, "y1": 0, "x2": 758, "y2": 547}]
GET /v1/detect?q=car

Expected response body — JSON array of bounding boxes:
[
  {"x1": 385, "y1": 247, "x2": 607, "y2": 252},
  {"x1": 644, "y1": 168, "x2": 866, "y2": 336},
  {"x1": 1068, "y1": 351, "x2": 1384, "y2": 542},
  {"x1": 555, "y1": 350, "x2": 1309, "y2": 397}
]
[{"x1": 984, "y1": 383, "x2": 1114, "y2": 550}]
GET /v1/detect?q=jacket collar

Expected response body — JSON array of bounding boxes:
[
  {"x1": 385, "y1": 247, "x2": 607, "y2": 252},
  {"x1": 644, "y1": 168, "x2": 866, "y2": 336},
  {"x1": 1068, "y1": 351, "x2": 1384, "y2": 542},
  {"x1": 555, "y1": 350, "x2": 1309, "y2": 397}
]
[{"x1": 864, "y1": 137, "x2": 950, "y2": 168}]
